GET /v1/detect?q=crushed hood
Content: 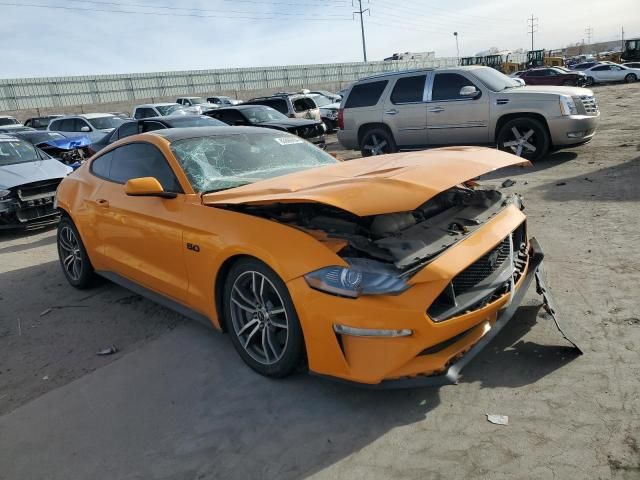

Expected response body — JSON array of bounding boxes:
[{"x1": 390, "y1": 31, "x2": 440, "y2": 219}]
[
  {"x1": 202, "y1": 147, "x2": 529, "y2": 216},
  {"x1": 0, "y1": 159, "x2": 72, "y2": 190}
]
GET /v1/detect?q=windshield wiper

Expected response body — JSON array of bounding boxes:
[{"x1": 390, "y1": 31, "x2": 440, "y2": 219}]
[{"x1": 201, "y1": 183, "x2": 252, "y2": 194}]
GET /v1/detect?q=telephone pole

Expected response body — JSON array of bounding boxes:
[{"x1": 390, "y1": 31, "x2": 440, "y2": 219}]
[
  {"x1": 353, "y1": 0, "x2": 369, "y2": 62},
  {"x1": 621, "y1": 26, "x2": 625, "y2": 52},
  {"x1": 585, "y1": 26, "x2": 593, "y2": 45},
  {"x1": 453, "y1": 32, "x2": 460, "y2": 64},
  {"x1": 527, "y1": 14, "x2": 538, "y2": 51}
]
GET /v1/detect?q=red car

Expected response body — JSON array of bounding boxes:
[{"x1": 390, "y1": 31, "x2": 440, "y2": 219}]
[{"x1": 517, "y1": 67, "x2": 587, "y2": 86}]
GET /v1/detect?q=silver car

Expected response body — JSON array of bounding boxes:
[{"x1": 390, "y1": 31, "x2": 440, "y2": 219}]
[{"x1": 337, "y1": 66, "x2": 600, "y2": 161}]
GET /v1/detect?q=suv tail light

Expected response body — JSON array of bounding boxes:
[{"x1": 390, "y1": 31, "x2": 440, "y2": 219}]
[{"x1": 337, "y1": 108, "x2": 344, "y2": 130}]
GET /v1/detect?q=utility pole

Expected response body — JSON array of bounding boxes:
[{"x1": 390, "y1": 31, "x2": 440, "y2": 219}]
[
  {"x1": 585, "y1": 26, "x2": 593, "y2": 46},
  {"x1": 353, "y1": 0, "x2": 369, "y2": 62},
  {"x1": 527, "y1": 14, "x2": 538, "y2": 51},
  {"x1": 453, "y1": 32, "x2": 460, "y2": 64},
  {"x1": 621, "y1": 26, "x2": 625, "y2": 53}
]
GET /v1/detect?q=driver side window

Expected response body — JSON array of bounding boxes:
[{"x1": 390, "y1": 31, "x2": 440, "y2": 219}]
[{"x1": 431, "y1": 73, "x2": 477, "y2": 101}]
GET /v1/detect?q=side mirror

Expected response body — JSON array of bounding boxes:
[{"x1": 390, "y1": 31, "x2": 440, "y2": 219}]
[
  {"x1": 80, "y1": 126, "x2": 91, "y2": 132},
  {"x1": 125, "y1": 177, "x2": 176, "y2": 199},
  {"x1": 459, "y1": 86, "x2": 481, "y2": 98}
]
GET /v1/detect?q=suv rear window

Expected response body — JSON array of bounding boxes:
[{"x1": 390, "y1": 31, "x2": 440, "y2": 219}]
[
  {"x1": 344, "y1": 81, "x2": 388, "y2": 108},
  {"x1": 390, "y1": 75, "x2": 426, "y2": 104},
  {"x1": 250, "y1": 99, "x2": 288, "y2": 115},
  {"x1": 293, "y1": 98, "x2": 316, "y2": 112}
]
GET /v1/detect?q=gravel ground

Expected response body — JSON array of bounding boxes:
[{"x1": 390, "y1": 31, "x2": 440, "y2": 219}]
[{"x1": 0, "y1": 82, "x2": 639, "y2": 479}]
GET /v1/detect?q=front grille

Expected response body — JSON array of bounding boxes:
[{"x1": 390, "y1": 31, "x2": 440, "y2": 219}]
[
  {"x1": 575, "y1": 95, "x2": 599, "y2": 116},
  {"x1": 17, "y1": 179, "x2": 62, "y2": 201},
  {"x1": 452, "y1": 237, "x2": 511, "y2": 294},
  {"x1": 427, "y1": 222, "x2": 528, "y2": 322}
]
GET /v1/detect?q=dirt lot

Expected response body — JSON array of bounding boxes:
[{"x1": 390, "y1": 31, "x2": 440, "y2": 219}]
[{"x1": 1, "y1": 82, "x2": 639, "y2": 479}]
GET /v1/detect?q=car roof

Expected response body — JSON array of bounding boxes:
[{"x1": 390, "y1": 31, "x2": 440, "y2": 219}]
[
  {"x1": 77, "y1": 113, "x2": 115, "y2": 119},
  {"x1": 152, "y1": 126, "x2": 273, "y2": 142},
  {"x1": 135, "y1": 103, "x2": 179, "y2": 108},
  {"x1": 213, "y1": 105, "x2": 267, "y2": 111},
  {"x1": 358, "y1": 65, "x2": 491, "y2": 82},
  {"x1": 0, "y1": 133, "x2": 29, "y2": 140}
]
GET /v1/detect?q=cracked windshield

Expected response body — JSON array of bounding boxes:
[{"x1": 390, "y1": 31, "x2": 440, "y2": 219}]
[{"x1": 170, "y1": 132, "x2": 337, "y2": 193}]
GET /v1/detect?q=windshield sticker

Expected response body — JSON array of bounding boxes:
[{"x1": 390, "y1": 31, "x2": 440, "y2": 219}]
[{"x1": 275, "y1": 137, "x2": 304, "y2": 145}]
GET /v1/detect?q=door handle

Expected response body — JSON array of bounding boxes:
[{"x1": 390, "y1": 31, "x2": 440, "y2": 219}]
[
  {"x1": 428, "y1": 107, "x2": 445, "y2": 113},
  {"x1": 384, "y1": 109, "x2": 399, "y2": 115},
  {"x1": 96, "y1": 198, "x2": 110, "y2": 208}
]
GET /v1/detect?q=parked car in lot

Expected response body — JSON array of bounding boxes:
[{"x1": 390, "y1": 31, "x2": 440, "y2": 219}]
[
  {"x1": 23, "y1": 115, "x2": 63, "y2": 130},
  {"x1": 54, "y1": 126, "x2": 577, "y2": 385},
  {"x1": 516, "y1": 67, "x2": 587, "y2": 86},
  {"x1": 0, "y1": 134, "x2": 72, "y2": 229},
  {"x1": 207, "y1": 95, "x2": 243, "y2": 106},
  {"x1": 309, "y1": 90, "x2": 342, "y2": 102},
  {"x1": 0, "y1": 125, "x2": 35, "y2": 134},
  {"x1": 8, "y1": 131, "x2": 93, "y2": 168},
  {"x1": 622, "y1": 62, "x2": 640, "y2": 69},
  {"x1": 92, "y1": 114, "x2": 227, "y2": 151},
  {"x1": 583, "y1": 63, "x2": 640, "y2": 85},
  {"x1": 176, "y1": 97, "x2": 219, "y2": 114},
  {"x1": 337, "y1": 66, "x2": 600, "y2": 161},
  {"x1": 132, "y1": 103, "x2": 190, "y2": 119},
  {"x1": 308, "y1": 93, "x2": 340, "y2": 132},
  {"x1": 0, "y1": 116, "x2": 21, "y2": 127},
  {"x1": 48, "y1": 114, "x2": 125, "y2": 142},
  {"x1": 244, "y1": 93, "x2": 321, "y2": 121},
  {"x1": 108, "y1": 112, "x2": 131, "y2": 120},
  {"x1": 206, "y1": 105, "x2": 326, "y2": 147},
  {"x1": 569, "y1": 61, "x2": 600, "y2": 70}
]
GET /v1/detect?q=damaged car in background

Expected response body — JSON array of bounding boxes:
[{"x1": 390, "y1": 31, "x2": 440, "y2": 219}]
[
  {"x1": 0, "y1": 134, "x2": 72, "y2": 229},
  {"x1": 55, "y1": 127, "x2": 581, "y2": 386},
  {"x1": 10, "y1": 130, "x2": 94, "y2": 169}
]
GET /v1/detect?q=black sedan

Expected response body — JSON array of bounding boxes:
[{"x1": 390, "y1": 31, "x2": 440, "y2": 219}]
[
  {"x1": 206, "y1": 105, "x2": 326, "y2": 148},
  {"x1": 92, "y1": 114, "x2": 227, "y2": 152}
]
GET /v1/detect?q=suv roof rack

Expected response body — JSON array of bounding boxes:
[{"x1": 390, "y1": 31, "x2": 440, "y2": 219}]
[{"x1": 359, "y1": 67, "x2": 435, "y2": 81}]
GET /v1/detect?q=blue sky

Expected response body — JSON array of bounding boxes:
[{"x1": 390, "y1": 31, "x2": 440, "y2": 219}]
[{"x1": 0, "y1": 0, "x2": 638, "y2": 78}]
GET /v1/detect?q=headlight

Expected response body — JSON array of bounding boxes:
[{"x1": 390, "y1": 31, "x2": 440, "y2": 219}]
[
  {"x1": 559, "y1": 95, "x2": 578, "y2": 116},
  {"x1": 304, "y1": 265, "x2": 409, "y2": 298},
  {"x1": 0, "y1": 189, "x2": 11, "y2": 199}
]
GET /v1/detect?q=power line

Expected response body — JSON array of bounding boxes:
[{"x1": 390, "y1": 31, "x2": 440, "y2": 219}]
[
  {"x1": 0, "y1": 1, "x2": 351, "y2": 20},
  {"x1": 353, "y1": 0, "x2": 369, "y2": 62},
  {"x1": 585, "y1": 25, "x2": 593, "y2": 45},
  {"x1": 372, "y1": 0, "x2": 504, "y2": 25},
  {"x1": 527, "y1": 14, "x2": 538, "y2": 51}
]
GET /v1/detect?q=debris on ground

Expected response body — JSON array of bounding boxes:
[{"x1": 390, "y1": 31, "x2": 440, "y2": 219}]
[
  {"x1": 40, "y1": 305, "x2": 89, "y2": 317},
  {"x1": 556, "y1": 182, "x2": 567, "y2": 186},
  {"x1": 487, "y1": 414, "x2": 509, "y2": 426},
  {"x1": 42, "y1": 376, "x2": 49, "y2": 381},
  {"x1": 584, "y1": 177, "x2": 593, "y2": 182},
  {"x1": 501, "y1": 179, "x2": 516, "y2": 188},
  {"x1": 96, "y1": 346, "x2": 119, "y2": 356}
]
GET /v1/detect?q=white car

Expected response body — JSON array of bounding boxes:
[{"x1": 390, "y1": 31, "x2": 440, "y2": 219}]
[
  {"x1": 132, "y1": 103, "x2": 191, "y2": 119},
  {"x1": 584, "y1": 64, "x2": 640, "y2": 85}
]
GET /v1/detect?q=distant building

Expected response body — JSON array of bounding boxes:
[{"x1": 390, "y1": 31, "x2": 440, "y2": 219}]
[{"x1": 384, "y1": 51, "x2": 436, "y2": 61}]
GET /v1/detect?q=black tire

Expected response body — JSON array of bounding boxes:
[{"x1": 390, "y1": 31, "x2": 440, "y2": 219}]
[
  {"x1": 497, "y1": 117, "x2": 550, "y2": 162},
  {"x1": 322, "y1": 118, "x2": 335, "y2": 133},
  {"x1": 585, "y1": 76, "x2": 595, "y2": 86},
  {"x1": 56, "y1": 216, "x2": 95, "y2": 289},
  {"x1": 360, "y1": 127, "x2": 397, "y2": 157},
  {"x1": 624, "y1": 73, "x2": 637, "y2": 83},
  {"x1": 223, "y1": 258, "x2": 304, "y2": 378}
]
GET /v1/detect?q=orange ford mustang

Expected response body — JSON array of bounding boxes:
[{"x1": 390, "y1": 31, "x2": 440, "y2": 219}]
[{"x1": 55, "y1": 127, "x2": 581, "y2": 387}]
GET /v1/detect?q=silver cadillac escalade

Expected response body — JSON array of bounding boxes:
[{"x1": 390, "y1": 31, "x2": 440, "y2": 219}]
[{"x1": 337, "y1": 66, "x2": 600, "y2": 160}]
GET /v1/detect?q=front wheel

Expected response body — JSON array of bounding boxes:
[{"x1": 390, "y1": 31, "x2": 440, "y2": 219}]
[
  {"x1": 360, "y1": 128, "x2": 397, "y2": 157},
  {"x1": 625, "y1": 73, "x2": 637, "y2": 83},
  {"x1": 223, "y1": 258, "x2": 304, "y2": 378},
  {"x1": 497, "y1": 117, "x2": 550, "y2": 161},
  {"x1": 563, "y1": 79, "x2": 575, "y2": 86},
  {"x1": 585, "y1": 76, "x2": 595, "y2": 86}
]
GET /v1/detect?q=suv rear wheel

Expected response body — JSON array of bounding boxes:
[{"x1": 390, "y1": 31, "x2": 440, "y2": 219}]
[
  {"x1": 497, "y1": 117, "x2": 550, "y2": 161},
  {"x1": 360, "y1": 128, "x2": 397, "y2": 157}
]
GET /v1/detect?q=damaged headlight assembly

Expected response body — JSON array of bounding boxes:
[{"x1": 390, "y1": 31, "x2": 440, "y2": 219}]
[{"x1": 304, "y1": 264, "x2": 410, "y2": 298}]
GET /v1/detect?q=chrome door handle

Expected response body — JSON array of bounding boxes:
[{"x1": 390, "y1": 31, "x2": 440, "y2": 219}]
[
  {"x1": 428, "y1": 107, "x2": 445, "y2": 113},
  {"x1": 384, "y1": 109, "x2": 399, "y2": 115},
  {"x1": 96, "y1": 199, "x2": 110, "y2": 208}
]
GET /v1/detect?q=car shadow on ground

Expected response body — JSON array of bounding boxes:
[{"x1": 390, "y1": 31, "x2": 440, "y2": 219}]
[
  {"x1": 0, "y1": 232, "x2": 56, "y2": 254},
  {"x1": 534, "y1": 155, "x2": 640, "y2": 202},
  {"x1": 482, "y1": 151, "x2": 579, "y2": 181}
]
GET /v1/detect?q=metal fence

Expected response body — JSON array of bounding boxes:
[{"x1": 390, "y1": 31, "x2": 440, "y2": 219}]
[{"x1": 0, "y1": 58, "x2": 459, "y2": 112}]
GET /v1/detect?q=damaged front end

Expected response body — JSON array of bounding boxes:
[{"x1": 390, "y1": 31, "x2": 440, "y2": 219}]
[
  {"x1": 36, "y1": 136, "x2": 93, "y2": 169},
  {"x1": 220, "y1": 180, "x2": 582, "y2": 386}
]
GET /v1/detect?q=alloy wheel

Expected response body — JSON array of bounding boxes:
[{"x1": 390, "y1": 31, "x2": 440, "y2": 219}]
[
  {"x1": 58, "y1": 225, "x2": 83, "y2": 282},
  {"x1": 229, "y1": 271, "x2": 289, "y2": 365},
  {"x1": 502, "y1": 126, "x2": 537, "y2": 157},
  {"x1": 363, "y1": 133, "x2": 389, "y2": 156}
]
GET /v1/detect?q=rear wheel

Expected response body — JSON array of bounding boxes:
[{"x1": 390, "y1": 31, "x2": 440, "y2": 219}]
[
  {"x1": 497, "y1": 117, "x2": 550, "y2": 161},
  {"x1": 223, "y1": 258, "x2": 304, "y2": 378},
  {"x1": 360, "y1": 128, "x2": 397, "y2": 157},
  {"x1": 57, "y1": 217, "x2": 95, "y2": 289},
  {"x1": 624, "y1": 73, "x2": 637, "y2": 83}
]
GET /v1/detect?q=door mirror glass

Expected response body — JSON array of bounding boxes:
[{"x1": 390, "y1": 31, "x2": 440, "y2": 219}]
[
  {"x1": 124, "y1": 177, "x2": 176, "y2": 198},
  {"x1": 459, "y1": 86, "x2": 480, "y2": 98},
  {"x1": 80, "y1": 126, "x2": 91, "y2": 132}
]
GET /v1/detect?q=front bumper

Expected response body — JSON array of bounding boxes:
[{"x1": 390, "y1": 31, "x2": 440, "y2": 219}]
[
  {"x1": 549, "y1": 113, "x2": 600, "y2": 147},
  {"x1": 291, "y1": 227, "x2": 582, "y2": 387}
]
